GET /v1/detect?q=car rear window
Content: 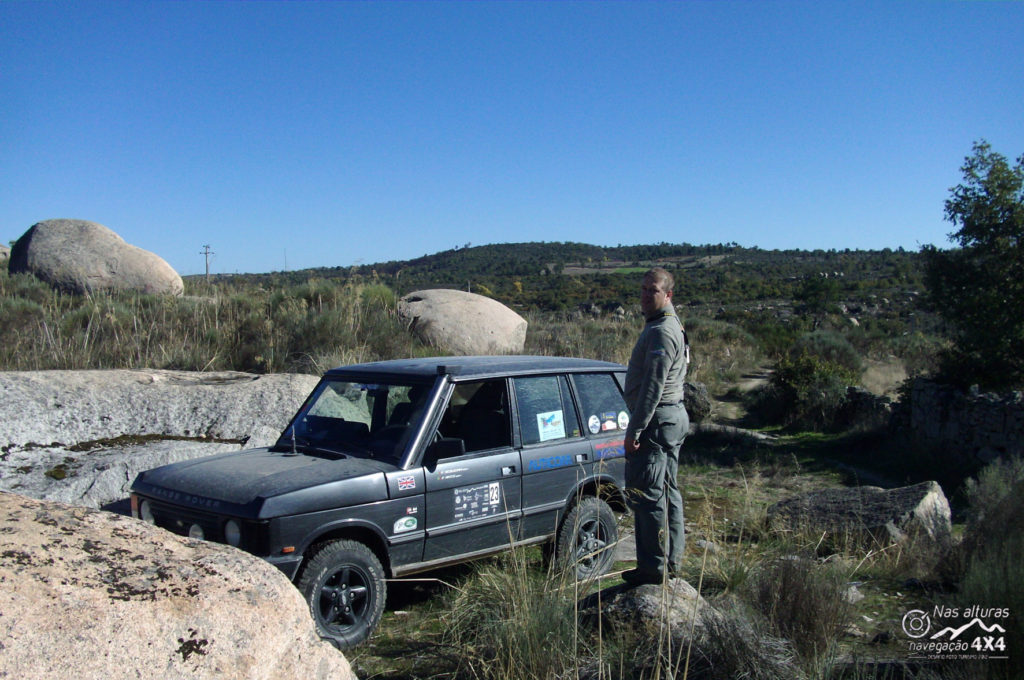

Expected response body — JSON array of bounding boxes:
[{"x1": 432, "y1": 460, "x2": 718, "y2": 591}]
[{"x1": 571, "y1": 373, "x2": 630, "y2": 436}]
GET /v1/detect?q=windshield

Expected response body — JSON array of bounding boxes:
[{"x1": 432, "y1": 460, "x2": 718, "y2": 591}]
[{"x1": 281, "y1": 378, "x2": 434, "y2": 463}]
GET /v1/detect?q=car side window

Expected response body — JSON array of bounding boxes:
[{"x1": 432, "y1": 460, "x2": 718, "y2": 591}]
[
  {"x1": 572, "y1": 373, "x2": 630, "y2": 436},
  {"x1": 437, "y1": 379, "x2": 512, "y2": 454},
  {"x1": 513, "y1": 375, "x2": 581, "y2": 446}
]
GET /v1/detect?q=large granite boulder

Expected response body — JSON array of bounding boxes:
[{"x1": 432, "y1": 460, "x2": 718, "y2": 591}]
[
  {"x1": 767, "y1": 481, "x2": 952, "y2": 549},
  {"x1": 0, "y1": 369, "x2": 318, "y2": 509},
  {"x1": 0, "y1": 491, "x2": 353, "y2": 680},
  {"x1": 9, "y1": 219, "x2": 184, "y2": 296},
  {"x1": 397, "y1": 289, "x2": 527, "y2": 355}
]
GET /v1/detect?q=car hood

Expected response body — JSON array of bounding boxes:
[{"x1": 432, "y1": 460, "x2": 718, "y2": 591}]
[{"x1": 132, "y1": 448, "x2": 394, "y2": 517}]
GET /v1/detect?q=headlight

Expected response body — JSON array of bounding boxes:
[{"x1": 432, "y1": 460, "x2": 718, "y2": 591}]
[
  {"x1": 188, "y1": 524, "x2": 205, "y2": 540},
  {"x1": 224, "y1": 520, "x2": 241, "y2": 547},
  {"x1": 139, "y1": 500, "x2": 155, "y2": 524}
]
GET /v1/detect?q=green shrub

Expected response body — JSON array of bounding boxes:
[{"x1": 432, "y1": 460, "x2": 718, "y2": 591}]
[
  {"x1": 747, "y1": 557, "x2": 851, "y2": 675},
  {"x1": 788, "y1": 330, "x2": 863, "y2": 375},
  {"x1": 746, "y1": 353, "x2": 859, "y2": 431},
  {"x1": 443, "y1": 552, "x2": 584, "y2": 680},
  {"x1": 941, "y1": 457, "x2": 1024, "y2": 680}
]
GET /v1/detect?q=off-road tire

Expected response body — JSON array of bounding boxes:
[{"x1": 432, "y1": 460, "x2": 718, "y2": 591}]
[
  {"x1": 555, "y1": 496, "x2": 618, "y2": 580},
  {"x1": 297, "y1": 539, "x2": 386, "y2": 650}
]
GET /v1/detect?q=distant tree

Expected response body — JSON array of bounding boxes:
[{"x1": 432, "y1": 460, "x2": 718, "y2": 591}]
[{"x1": 923, "y1": 141, "x2": 1024, "y2": 390}]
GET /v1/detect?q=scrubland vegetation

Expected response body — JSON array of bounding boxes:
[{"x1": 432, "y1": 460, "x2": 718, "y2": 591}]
[{"x1": 3, "y1": 141, "x2": 1020, "y2": 679}]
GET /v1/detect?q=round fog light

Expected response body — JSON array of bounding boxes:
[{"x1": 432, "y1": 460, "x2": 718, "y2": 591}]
[
  {"x1": 224, "y1": 520, "x2": 241, "y2": 547},
  {"x1": 188, "y1": 524, "x2": 205, "y2": 540}
]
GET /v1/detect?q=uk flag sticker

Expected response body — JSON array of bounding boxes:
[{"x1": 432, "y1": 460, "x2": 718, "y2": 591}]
[{"x1": 397, "y1": 475, "x2": 416, "y2": 491}]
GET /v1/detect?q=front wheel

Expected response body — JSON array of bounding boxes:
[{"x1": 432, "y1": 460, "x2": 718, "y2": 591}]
[
  {"x1": 555, "y1": 496, "x2": 618, "y2": 580},
  {"x1": 297, "y1": 539, "x2": 386, "y2": 650}
]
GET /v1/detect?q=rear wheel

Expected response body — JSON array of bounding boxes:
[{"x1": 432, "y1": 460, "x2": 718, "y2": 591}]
[
  {"x1": 555, "y1": 496, "x2": 618, "y2": 580},
  {"x1": 297, "y1": 539, "x2": 386, "y2": 650}
]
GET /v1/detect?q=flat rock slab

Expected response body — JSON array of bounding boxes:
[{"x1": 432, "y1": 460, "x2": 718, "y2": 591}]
[
  {"x1": 0, "y1": 491, "x2": 353, "y2": 680},
  {"x1": 0, "y1": 369, "x2": 318, "y2": 449},
  {"x1": 767, "y1": 480, "x2": 952, "y2": 547},
  {"x1": 0, "y1": 370, "x2": 318, "y2": 509}
]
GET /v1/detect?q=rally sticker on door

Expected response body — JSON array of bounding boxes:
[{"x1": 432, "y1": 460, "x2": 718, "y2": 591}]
[{"x1": 453, "y1": 482, "x2": 502, "y2": 522}]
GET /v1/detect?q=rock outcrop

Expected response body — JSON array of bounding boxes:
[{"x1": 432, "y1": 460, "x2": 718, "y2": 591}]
[
  {"x1": 0, "y1": 244, "x2": 9, "y2": 265},
  {"x1": 397, "y1": 289, "x2": 527, "y2": 355},
  {"x1": 684, "y1": 381, "x2": 712, "y2": 423},
  {"x1": 579, "y1": 580, "x2": 796, "y2": 679},
  {"x1": 0, "y1": 491, "x2": 353, "y2": 680},
  {"x1": 767, "y1": 481, "x2": 952, "y2": 548},
  {"x1": 9, "y1": 219, "x2": 184, "y2": 296},
  {"x1": 0, "y1": 370, "x2": 318, "y2": 509}
]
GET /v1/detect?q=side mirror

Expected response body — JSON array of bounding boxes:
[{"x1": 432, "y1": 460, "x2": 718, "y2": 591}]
[{"x1": 425, "y1": 437, "x2": 466, "y2": 469}]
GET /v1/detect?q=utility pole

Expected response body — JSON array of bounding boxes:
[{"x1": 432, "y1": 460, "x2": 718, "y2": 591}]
[{"x1": 199, "y1": 245, "x2": 214, "y2": 281}]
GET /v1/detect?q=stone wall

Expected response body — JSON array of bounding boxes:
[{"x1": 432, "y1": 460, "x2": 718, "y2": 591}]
[{"x1": 897, "y1": 378, "x2": 1024, "y2": 463}]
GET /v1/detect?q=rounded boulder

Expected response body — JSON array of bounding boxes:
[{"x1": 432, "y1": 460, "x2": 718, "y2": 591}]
[
  {"x1": 9, "y1": 219, "x2": 183, "y2": 296},
  {"x1": 397, "y1": 289, "x2": 527, "y2": 355}
]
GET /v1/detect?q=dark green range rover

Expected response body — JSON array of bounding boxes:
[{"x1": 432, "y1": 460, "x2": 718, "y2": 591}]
[{"x1": 131, "y1": 356, "x2": 630, "y2": 648}]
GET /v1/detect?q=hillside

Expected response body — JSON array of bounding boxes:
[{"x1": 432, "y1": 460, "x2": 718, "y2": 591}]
[{"x1": 197, "y1": 241, "x2": 926, "y2": 314}]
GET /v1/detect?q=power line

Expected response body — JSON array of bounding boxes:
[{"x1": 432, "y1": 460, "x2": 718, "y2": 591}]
[{"x1": 199, "y1": 244, "x2": 215, "y2": 281}]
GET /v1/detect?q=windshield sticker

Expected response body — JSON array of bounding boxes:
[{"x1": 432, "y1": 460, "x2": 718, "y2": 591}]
[
  {"x1": 536, "y1": 410, "x2": 566, "y2": 442},
  {"x1": 595, "y1": 440, "x2": 625, "y2": 459},
  {"x1": 393, "y1": 516, "x2": 418, "y2": 533},
  {"x1": 453, "y1": 482, "x2": 502, "y2": 523},
  {"x1": 618, "y1": 411, "x2": 630, "y2": 429},
  {"x1": 588, "y1": 415, "x2": 601, "y2": 434},
  {"x1": 397, "y1": 475, "x2": 416, "y2": 491},
  {"x1": 601, "y1": 411, "x2": 619, "y2": 431}
]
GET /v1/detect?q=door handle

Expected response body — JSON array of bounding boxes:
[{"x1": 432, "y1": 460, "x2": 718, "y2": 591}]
[{"x1": 501, "y1": 466, "x2": 517, "y2": 476}]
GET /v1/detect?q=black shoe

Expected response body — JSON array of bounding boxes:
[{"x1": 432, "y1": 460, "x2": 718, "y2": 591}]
[{"x1": 622, "y1": 568, "x2": 664, "y2": 586}]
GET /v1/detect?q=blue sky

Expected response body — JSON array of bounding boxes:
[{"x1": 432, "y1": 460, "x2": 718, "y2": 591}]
[{"x1": 2, "y1": 1, "x2": 1022, "y2": 276}]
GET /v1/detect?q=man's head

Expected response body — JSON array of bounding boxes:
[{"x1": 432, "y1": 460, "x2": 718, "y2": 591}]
[{"x1": 640, "y1": 268, "x2": 674, "y2": 319}]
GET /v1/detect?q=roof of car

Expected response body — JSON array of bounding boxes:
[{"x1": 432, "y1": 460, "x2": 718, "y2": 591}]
[{"x1": 323, "y1": 355, "x2": 624, "y2": 382}]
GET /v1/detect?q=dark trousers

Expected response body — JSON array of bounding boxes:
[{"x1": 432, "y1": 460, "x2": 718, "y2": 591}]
[{"x1": 625, "y1": 402, "x2": 689, "y2": 575}]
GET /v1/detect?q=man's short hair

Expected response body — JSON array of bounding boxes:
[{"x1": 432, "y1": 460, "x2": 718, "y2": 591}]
[{"x1": 644, "y1": 267, "x2": 674, "y2": 293}]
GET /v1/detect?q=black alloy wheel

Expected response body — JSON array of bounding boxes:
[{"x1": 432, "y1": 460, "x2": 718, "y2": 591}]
[
  {"x1": 297, "y1": 539, "x2": 386, "y2": 650},
  {"x1": 556, "y1": 496, "x2": 618, "y2": 580}
]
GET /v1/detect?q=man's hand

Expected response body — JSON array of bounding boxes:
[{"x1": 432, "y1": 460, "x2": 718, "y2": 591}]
[{"x1": 625, "y1": 437, "x2": 641, "y2": 455}]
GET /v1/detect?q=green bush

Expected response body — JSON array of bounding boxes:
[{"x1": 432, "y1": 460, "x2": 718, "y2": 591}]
[
  {"x1": 443, "y1": 553, "x2": 584, "y2": 680},
  {"x1": 788, "y1": 330, "x2": 863, "y2": 375},
  {"x1": 746, "y1": 353, "x2": 859, "y2": 431},
  {"x1": 941, "y1": 457, "x2": 1024, "y2": 680},
  {"x1": 747, "y1": 558, "x2": 851, "y2": 674}
]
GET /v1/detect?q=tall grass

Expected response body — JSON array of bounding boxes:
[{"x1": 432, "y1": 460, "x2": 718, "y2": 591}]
[
  {"x1": 0, "y1": 269, "x2": 424, "y2": 373},
  {"x1": 942, "y1": 457, "x2": 1024, "y2": 680}
]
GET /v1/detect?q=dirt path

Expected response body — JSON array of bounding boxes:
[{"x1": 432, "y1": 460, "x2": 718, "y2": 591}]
[{"x1": 710, "y1": 368, "x2": 772, "y2": 425}]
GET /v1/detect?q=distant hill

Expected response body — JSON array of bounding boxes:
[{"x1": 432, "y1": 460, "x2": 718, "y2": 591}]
[{"x1": 197, "y1": 242, "x2": 925, "y2": 313}]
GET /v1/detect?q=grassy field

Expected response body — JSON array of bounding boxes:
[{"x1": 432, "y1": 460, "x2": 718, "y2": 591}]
[{"x1": 346, "y1": 429, "x2": 1017, "y2": 680}]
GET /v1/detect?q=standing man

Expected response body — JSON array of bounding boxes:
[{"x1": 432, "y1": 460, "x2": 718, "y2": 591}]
[{"x1": 622, "y1": 267, "x2": 689, "y2": 585}]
